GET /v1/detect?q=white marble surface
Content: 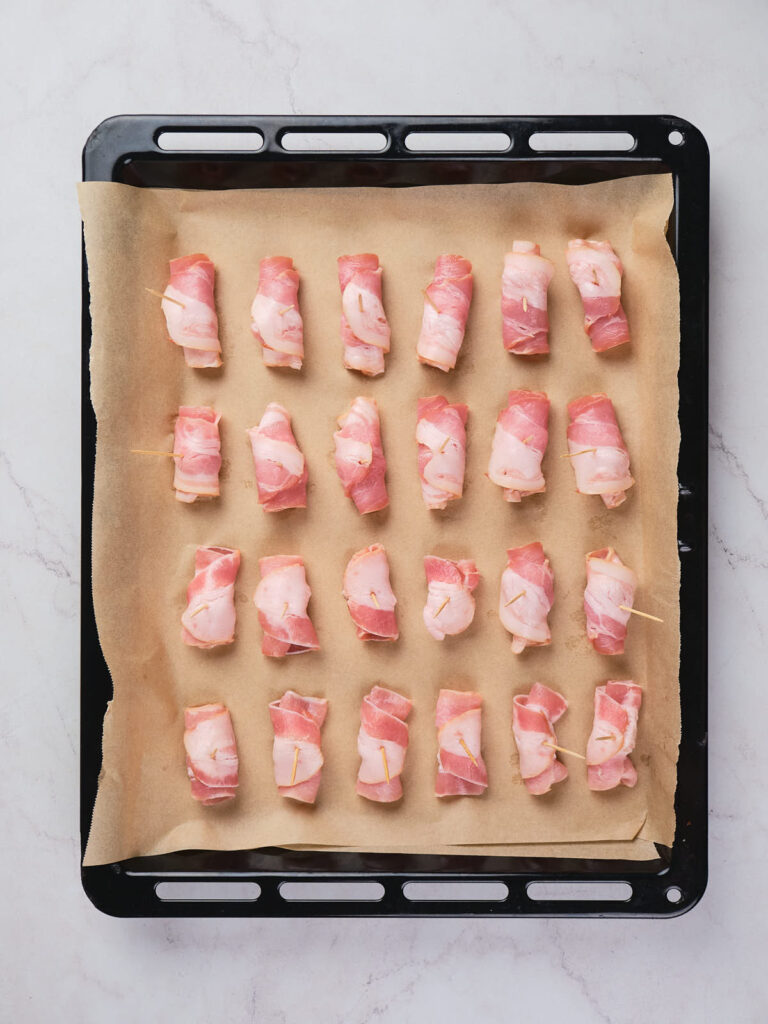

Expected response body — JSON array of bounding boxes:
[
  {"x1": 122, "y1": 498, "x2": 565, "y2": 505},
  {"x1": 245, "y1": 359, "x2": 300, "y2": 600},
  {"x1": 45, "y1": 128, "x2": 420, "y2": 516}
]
[{"x1": 2, "y1": 0, "x2": 766, "y2": 1018}]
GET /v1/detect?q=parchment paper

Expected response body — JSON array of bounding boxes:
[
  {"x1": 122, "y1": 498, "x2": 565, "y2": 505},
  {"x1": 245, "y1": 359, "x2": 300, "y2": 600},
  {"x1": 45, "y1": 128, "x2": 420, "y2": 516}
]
[{"x1": 79, "y1": 175, "x2": 680, "y2": 866}]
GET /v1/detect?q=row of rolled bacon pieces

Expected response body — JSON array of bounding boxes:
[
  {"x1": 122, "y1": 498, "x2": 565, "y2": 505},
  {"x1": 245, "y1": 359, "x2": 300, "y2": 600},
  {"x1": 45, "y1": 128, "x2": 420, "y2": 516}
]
[
  {"x1": 184, "y1": 680, "x2": 643, "y2": 808},
  {"x1": 182, "y1": 542, "x2": 657, "y2": 656},
  {"x1": 152, "y1": 239, "x2": 630, "y2": 374},
  {"x1": 144, "y1": 389, "x2": 633, "y2": 513}
]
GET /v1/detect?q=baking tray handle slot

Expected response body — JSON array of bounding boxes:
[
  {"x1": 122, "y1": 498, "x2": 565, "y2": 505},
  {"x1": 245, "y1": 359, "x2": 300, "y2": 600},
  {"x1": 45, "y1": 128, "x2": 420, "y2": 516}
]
[
  {"x1": 156, "y1": 131, "x2": 264, "y2": 152},
  {"x1": 279, "y1": 131, "x2": 388, "y2": 152},
  {"x1": 528, "y1": 131, "x2": 635, "y2": 153},
  {"x1": 155, "y1": 880, "x2": 261, "y2": 901},
  {"x1": 526, "y1": 881, "x2": 632, "y2": 902},
  {"x1": 279, "y1": 881, "x2": 385, "y2": 902},
  {"x1": 404, "y1": 131, "x2": 511, "y2": 153},
  {"x1": 403, "y1": 881, "x2": 509, "y2": 902}
]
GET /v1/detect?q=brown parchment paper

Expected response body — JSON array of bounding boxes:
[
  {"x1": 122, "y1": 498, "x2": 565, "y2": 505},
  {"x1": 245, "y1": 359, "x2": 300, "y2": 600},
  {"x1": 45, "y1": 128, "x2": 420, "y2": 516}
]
[{"x1": 79, "y1": 175, "x2": 680, "y2": 866}]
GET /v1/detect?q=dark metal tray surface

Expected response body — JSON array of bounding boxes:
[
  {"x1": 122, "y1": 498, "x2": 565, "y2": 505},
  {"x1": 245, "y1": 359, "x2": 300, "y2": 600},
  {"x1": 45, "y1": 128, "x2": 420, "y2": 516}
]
[{"x1": 81, "y1": 115, "x2": 708, "y2": 917}]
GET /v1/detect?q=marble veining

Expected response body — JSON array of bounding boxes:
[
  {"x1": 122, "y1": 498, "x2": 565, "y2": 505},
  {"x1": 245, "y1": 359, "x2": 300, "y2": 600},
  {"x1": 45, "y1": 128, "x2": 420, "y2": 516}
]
[{"x1": 2, "y1": 0, "x2": 767, "y2": 1018}]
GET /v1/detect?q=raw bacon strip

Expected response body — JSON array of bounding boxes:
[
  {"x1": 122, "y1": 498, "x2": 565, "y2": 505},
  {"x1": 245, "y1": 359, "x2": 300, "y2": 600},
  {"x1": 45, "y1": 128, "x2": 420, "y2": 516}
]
[
  {"x1": 254, "y1": 556, "x2": 320, "y2": 657},
  {"x1": 423, "y1": 556, "x2": 480, "y2": 640},
  {"x1": 342, "y1": 544, "x2": 398, "y2": 642},
  {"x1": 499, "y1": 543, "x2": 554, "y2": 654},
  {"x1": 487, "y1": 390, "x2": 549, "y2": 502},
  {"x1": 356, "y1": 686, "x2": 413, "y2": 803},
  {"x1": 584, "y1": 548, "x2": 637, "y2": 655},
  {"x1": 161, "y1": 253, "x2": 222, "y2": 368},
  {"x1": 338, "y1": 254, "x2": 391, "y2": 376},
  {"x1": 173, "y1": 405, "x2": 221, "y2": 504},
  {"x1": 586, "y1": 681, "x2": 643, "y2": 791},
  {"x1": 512, "y1": 683, "x2": 569, "y2": 795},
  {"x1": 501, "y1": 242, "x2": 555, "y2": 355},
  {"x1": 567, "y1": 394, "x2": 634, "y2": 509},
  {"x1": 250, "y1": 256, "x2": 304, "y2": 370},
  {"x1": 184, "y1": 703, "x2": 239, "y2": 805},
  {"x1": 416, "y1": 396, "x2": 468, "y2": 510},
  {"x1": 181, "y1": 546, "x2": 240, "y2": 649},
  {"x1": 247, "y1": 403, "x2": 308, "y2": 512},
  {"x1": 334, "y1": 397, "x2": 388, "y2": 514},
  {"x1": 435, "y1": 690, "x2": 488, "y2": 797},
  {"x1": 566, "y1": 239, "x2": 630, "y2": 352},
  {"x1": 417, "y1": 254, "x2": 473, "y2": 371},
  {"x1": 270, "y1": 691, "x2": 328, "y2": 803}
]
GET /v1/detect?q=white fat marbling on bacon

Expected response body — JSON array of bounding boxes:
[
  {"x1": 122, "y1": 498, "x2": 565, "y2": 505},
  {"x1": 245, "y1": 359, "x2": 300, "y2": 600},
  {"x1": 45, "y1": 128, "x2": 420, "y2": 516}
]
[
  {"x1": 342, "y1": 544, "x2": 398, "y2": 641},
  {"x1": 181, "y1": 546, "x2": 240, "y2": 649},
  {"x1": 416, "y1": 254, "x2": 473, "y2": 371},
  {"x1": 416, "y1": 396, "x2": 468, "y2": 509},
  {"x1": 501, "y1": 242, "x2": 554, "y2": 355},
  {"x1": 173, "y1": 406, "x2": 221, "y2": 503},
  {"x1": 247, "y1": 403, "x2": 308, "y2": 512},
  {"x1": 250, "y1": 256, "x2": 304, "y2": 369},
  {"x1": 338, "y1": 254, "x2": 391, "y2": 376},
  {"x1": 566, "y1": 239, "x2": 630, "y2": 352},
  {"x1": 254, "y1": 555, "x2": 320, "y2": 657},
  {"x1": 334, "y1": 396, "x2": 388, "y2": 514},
  {"x1": 487, "y1": 389, "x2": 549, "y2": 502},
  {"x1": 162, "y1": 253, "x2": 222, "y2": 367}
]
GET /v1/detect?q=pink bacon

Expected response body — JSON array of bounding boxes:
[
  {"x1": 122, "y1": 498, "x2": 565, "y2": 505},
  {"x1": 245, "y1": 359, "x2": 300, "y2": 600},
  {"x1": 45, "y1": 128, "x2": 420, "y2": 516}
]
[
  {"x1": 586, "y1": 681, "x2": 643, "y2": 791},
  {"x1": 356, "y1": 686, "x2": 413, "y2": 803},
  {"x1": 161, "y1": 253, "x2": 222, "y2": 368},
  {"x1": 173, "y1": 405, "x2": 221, "y2": 504},
  {"x1": 250, "y1": 256, "x2": 304, "y2": 370},
  {"x1": 566, "y1": 239, "x2": 630, "y2": 352},
  {"x1": 338, "y1": 253, "x2": 391, "y2": 376},
  {"x1": 334, "y1": 396, "x2": 389, "y2": 514},
  {"x1": 487, "y1": 389, "x2": 549, "y2": 502},
  {"x1": 416, "y1": 254, "x2": 473, "y2": 371},
  {"x1": 423, "y1": 556, "x2": 480, "y2": 640},
  {"x1": 270, "y1": 691, "x2": 328, "y2": 803},
  {"x1": 435, "y1": 689, "x2": 488, "y2": 797},
  {"x1": 567, "y1": 394, "x2": 634, "y2": 508},
  {"x1": 501, "y1": 242, "x2": 555, "y2": 355},
  {"x1": 342, "y1": 544, "x2": 399, "y2": 642},
  {"x1": 247, "y1": 403, "x2": 308, "y2": 512},
  {"x1": 181, "y1": 546, "x2": 240, "y2": 649},
  {"x1": 512, "y1": 683, "x2": 569, "y2": 795},
  {"x1": 584, "y1": 547, "x2": 637, "y2": 655},
  {"x1": 184, "y1": 703, "x2": 239, "y2": 805},
  {"x1": 499, "y1": 542, "x2": 554, "y2": 653},
  {"x1": 254, "y1": 555, "x2": 320, "y2": 657},
  {"x1": 416, "y1": 396, "x2": 468, "y2": 510}
]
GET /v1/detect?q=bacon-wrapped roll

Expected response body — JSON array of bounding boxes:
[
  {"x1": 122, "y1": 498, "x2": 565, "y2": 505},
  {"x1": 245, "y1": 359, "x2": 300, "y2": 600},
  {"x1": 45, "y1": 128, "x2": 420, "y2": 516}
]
[
  {"x1": 250, "y1": 256, "x2": 304, "y2": 370},
  {"x1": 567, "y1": 394, "x2": 634, "y2": 509},
  {"x1": 356, "y1": 686, "x2": 413, "y2": 803},
  {"x1": 423, "y1": 556, "x2": 480, "y2": 640},
  {"x1": 343, "y1": 544, "x2": 398, "y2": 642},
  {"x1": 161, "y1": 254, "x2": 222, "y2": 368},
  {"x1": 501, "y1": 242, "x2": 555, "y2": 355},
  {"x1": 184, "y1": 703, "x2": 239, "y2": 805},
  {"x1": 338, "y1": 254, "x2": 391, "y2": 376},
  {"x1": 269, "y1": 691, "x2": 328, "y2": 803},
  {"x1": 247, "y1": 403, "x2": 308, "y2": 512},
  {"x1": 435, "y1": 689, "x2": 488, "y2": 797},
  {"x1": 334, "y1": 396, "x2": 389, "y2": 515},
  {"x1": 512, "y1": 683, "x2": 568, "y2": 795},
  {"x1": 487, "y1": 389, "x2": 549, "y2": 502},
  {"x1": 181, "y1": 546, "x2": 240, "y2": 649},
  {"x1": 173, "y1": 406, "x2": 221, "y2": 504},
  {"x1": 499, "y1": 543, "x2": 554, "y2": 654},
  {"x1": 254, "y1": 555, "x2": 320, "y2": 657},
  {"x1": 416, "y1": 254, "x2": 473, "y2": 371},
  {"x1": 566, "y1": 239, "x2": 630, "y2": 352},
  {"x1": 415, "y1": 396, "x2": 468, "y2": 510},
  {"x1": 584, "y1": 548, "x2": 637, "y2": 655},
  {"x1": 586, "y1": 681, "x2": 643, "y2": 790}
]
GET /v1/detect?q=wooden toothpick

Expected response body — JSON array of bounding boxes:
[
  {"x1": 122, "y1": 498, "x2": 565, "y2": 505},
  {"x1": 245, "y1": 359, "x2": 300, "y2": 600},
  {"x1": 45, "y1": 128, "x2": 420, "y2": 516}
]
[
  {"x1": 504, "y1": 590, "x2": 526, "y2": 608},
  {"x1": 190, "y1": 603, "x2": 209, "y2": 617},
  {"x1": 521, "y1": 435, "x2": 533, "y2": 445},
  {"x1": 281, "y1": 602, "x2": 289, "y2": 619},
  {"x1": 560, "y1": 448, "x2": 597, "y2": 459},
  {"x1": 380, "y1": 745, "x2": 390, "y2": 783},
  {"x1": 423, "y1": 288, "x2": 440, "y2": 313},
  {"x1": 370, "y1": 591, "x2": 380, "y2": 608},
  {"x1": 544, "y1": 741, "x2": 585, "y2": 761},
  {"x1": 433, "y1": 596, "x2": 451, "y2": 618},
  {"x1": 522, "y1": 295, "x2": 528, "y2": 313},
  {"x1": 357, "y1": 292, "x2": 364, "y2": 313},
  {"x1": 438, "y1": 435, "x2": 451, "y2": 454},
  {"x1": 145, "y1": 287, "x2": 185, "y2": 308},
  {"x1": 595, "y1": 735, "x2": 614, "y2": 741},
  {"x1": 458, "y1": 737, "x2": 478, "y2": 767},
  {"x1": 290, "y1": 746, "x2": 299, "y2": 786},
  {"x1": 278, "y1": 304, "x2": 294, "y2": 316},
  {"x1": 619, "y1": 605, "x2": 664, "y2": 623},
  {"x1": 130, "y1": 448, "x2": 182, "y2": 458}
]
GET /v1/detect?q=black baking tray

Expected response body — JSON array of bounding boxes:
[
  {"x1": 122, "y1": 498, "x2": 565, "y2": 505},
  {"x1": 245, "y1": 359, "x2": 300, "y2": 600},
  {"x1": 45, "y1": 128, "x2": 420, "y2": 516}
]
[{"x1": 81, "y1": 115, "x2": 708, "y2": 918}]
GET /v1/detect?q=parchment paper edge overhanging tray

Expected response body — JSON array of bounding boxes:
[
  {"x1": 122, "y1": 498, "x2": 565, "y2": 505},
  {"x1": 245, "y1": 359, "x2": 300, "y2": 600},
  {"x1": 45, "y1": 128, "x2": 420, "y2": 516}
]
[{"x1": 80, "y1": 115, "x2": 708, "y2": 918}]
